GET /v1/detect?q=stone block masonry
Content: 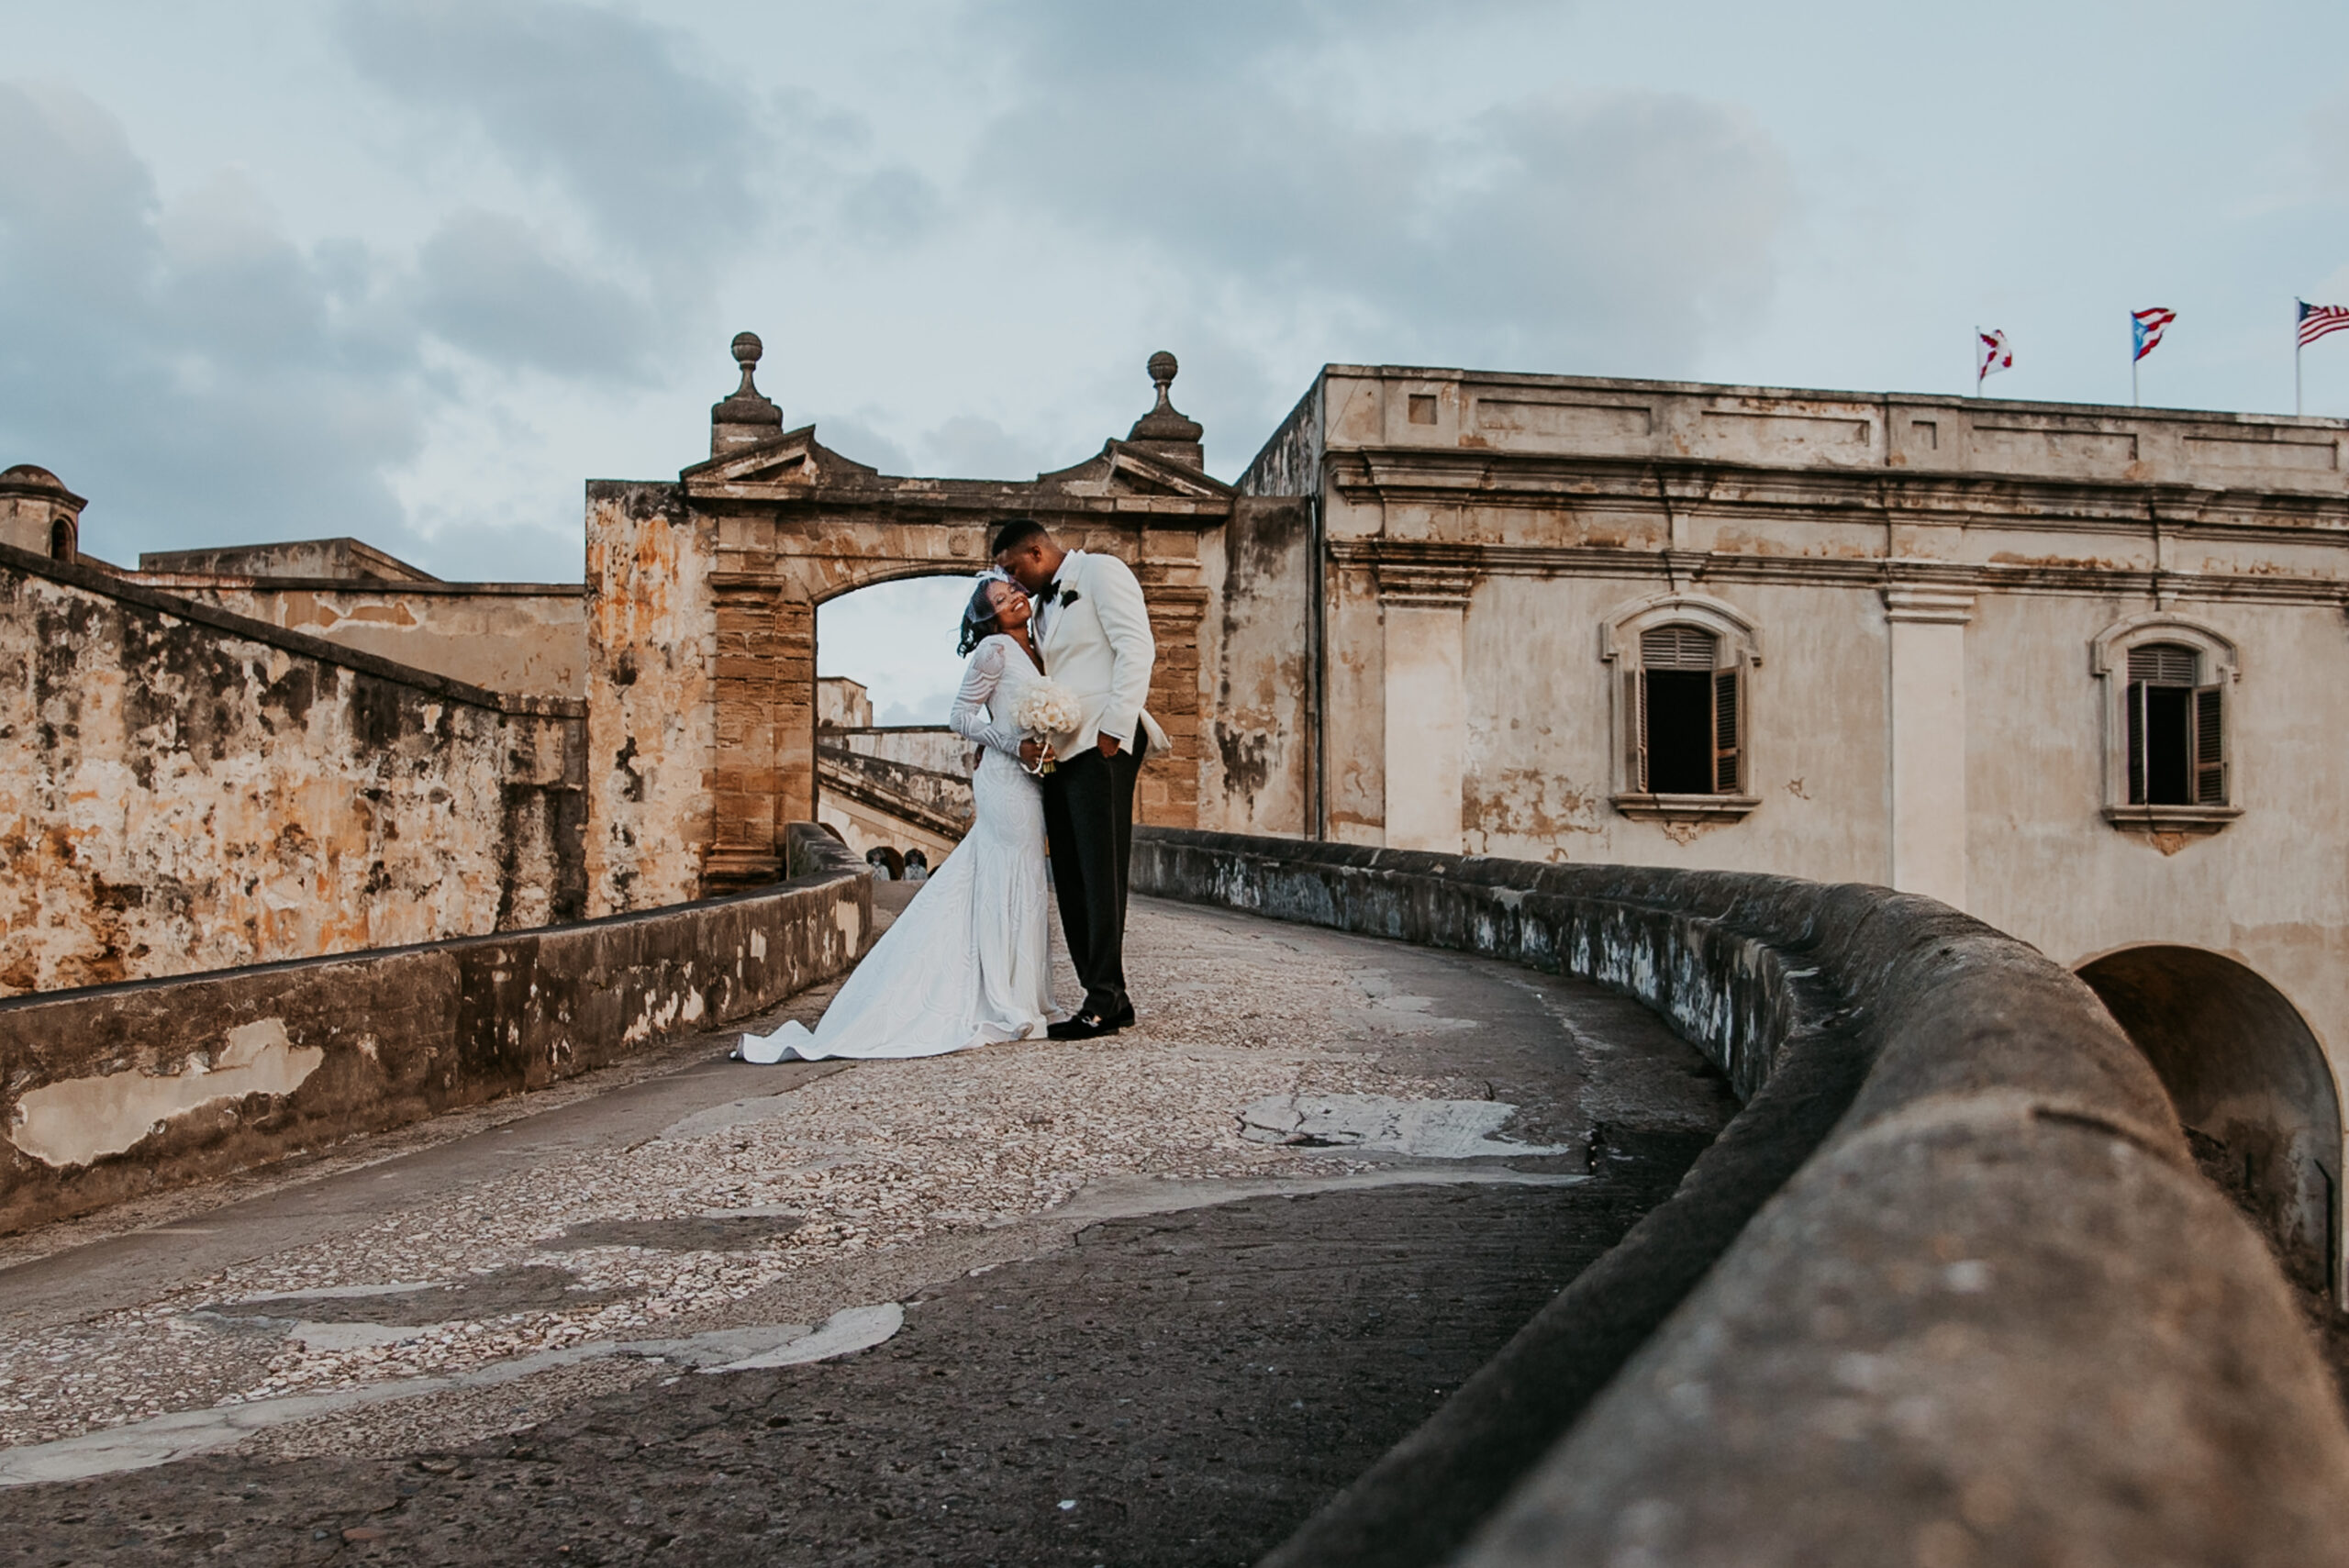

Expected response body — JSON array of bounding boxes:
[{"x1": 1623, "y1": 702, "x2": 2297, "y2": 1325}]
[
  {"x1": 0, "y1": 825, "x2": 871, "y2": 1235},
  {"x1": 0, "y1": 543, "x2": 586, "y2": 997}
]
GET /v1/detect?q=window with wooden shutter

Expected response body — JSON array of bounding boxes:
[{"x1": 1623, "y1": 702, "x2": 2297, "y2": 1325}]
[
  {"x1": 1638, "y1": 626, "x2": 1723, "y2": 795},
  {"x1": 2193, "y1": 683, "x2": 2224, "y2": 805},
  {"x1": 2093, "y1": 617, "x2": 2240, "y2": 829},
  {"x1": 2124, "y1": 641, "x2": 2205, "y2": 806},
  {"x1": 1713, "y1": 668, "x2": 1742, "y2": 793}
]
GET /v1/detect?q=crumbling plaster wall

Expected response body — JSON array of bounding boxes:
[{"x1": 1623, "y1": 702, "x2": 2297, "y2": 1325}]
[
  {"x1": 584, "y1": 482, "x2": 717, "y2": 916},
  {"x1": 0, "y1": 549, "x2": 584, "y2": 997}
]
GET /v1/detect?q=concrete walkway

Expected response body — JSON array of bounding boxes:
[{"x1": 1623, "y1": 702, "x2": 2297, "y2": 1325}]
[{"x1": 0, "y1": 892, "x2": 1734, "y2": 1565}]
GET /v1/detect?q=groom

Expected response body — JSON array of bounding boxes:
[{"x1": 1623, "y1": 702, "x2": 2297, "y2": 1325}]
[{"x1": 994, "y1": 517, "x2": 1163, "y2": 1040}]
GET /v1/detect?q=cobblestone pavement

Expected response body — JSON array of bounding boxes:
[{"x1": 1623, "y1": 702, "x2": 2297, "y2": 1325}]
[{"x1": 0, "y1": 892, "x2": 1736, "y2": 1564}]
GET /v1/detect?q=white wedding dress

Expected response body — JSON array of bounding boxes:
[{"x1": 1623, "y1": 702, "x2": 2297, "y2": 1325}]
[{"x1": 737, "y1": 635, "x2": 1063, "y2": 1062}]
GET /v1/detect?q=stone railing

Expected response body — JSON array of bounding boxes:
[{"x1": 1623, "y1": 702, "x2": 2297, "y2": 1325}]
[
  {"x1": 0, "y1": 825, "x2": 869, "y2": 1236},
  {"x1": 1130, "y1": 828, "x2": 2349, "y2": 1567}
]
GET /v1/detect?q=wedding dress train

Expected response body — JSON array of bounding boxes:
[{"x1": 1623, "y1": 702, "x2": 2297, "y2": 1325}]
[{"x1": 737, "y1": 635, "x2": 1062, "y2": 1062}]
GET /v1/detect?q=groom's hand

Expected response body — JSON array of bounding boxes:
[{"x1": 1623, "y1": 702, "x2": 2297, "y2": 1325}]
[{"x1": 1097, "y1": 733, "x2": 1123, "y2": 759}]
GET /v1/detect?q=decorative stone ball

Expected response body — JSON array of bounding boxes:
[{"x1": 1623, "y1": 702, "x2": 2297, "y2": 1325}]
[
  {"x1": 732, "y1": 332, "x2": 763, "y2": 368},
  {"x1": 1148, "y1": 350, "x2": 1178, "y2": 386}
]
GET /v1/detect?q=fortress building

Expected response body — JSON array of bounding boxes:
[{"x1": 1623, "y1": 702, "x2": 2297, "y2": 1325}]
[{"x1": 6, "y1": 339, "x2": 2347, "y2": 1289}]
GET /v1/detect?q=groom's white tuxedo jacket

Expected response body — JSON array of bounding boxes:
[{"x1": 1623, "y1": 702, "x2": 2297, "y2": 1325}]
[{"x1": 1037, "y1": 550, "x2": 1169, "y2": 758}]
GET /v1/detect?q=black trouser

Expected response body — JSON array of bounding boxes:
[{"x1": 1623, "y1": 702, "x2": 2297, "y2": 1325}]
[{"x1": 1041, "y1": 732, "x2": 1148, "y2": 1019}]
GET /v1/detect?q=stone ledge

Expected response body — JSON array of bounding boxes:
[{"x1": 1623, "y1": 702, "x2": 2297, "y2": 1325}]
[
  {"x1": 1130, "y1": 827, "x2": 2349, "y2": 1568},
  {"x1": 0, "y1": 824, "x2": 869, "y2": 1237}
]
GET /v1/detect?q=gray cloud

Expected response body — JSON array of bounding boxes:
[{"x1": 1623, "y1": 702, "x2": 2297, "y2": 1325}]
[
  {"x1": 409, "y1": 207, "x2": 657, "y2": 375},
  {"x1": 332, "y1": 0, "x2": 766, "y2": 275},
  {"x1": 0, "y1": 82, "x2": 423, "y2": 562},
  {"x1": 973, "y1": 1, "x2": 1791, "y2": 377}
]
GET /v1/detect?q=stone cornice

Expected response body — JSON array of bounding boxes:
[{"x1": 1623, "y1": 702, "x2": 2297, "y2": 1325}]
[
  {"x1": 1325, "y1": 448, "x2": 2349, "y2": 537},
  {"x1": 1882, "y1": 585, "x2": 1978, "y2": 625},
  {"x1": 1372, "y1": 546, "x2": 1479, "y2": 609},
  {"x1": 1325, "y1": 537, "x2": 2349, "y2": 607},
  {"x1": 687, "y1": 486, "x2": 1233, "y2": 527}
]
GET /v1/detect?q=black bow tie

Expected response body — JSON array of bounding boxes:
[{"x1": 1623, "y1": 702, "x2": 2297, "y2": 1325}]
[{"x1": 1036, "y1": 582, "x2": 1063, "y2": 606}]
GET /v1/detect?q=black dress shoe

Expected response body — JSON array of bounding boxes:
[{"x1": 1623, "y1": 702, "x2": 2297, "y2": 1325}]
[
  {"x1": 1048, "y1": 1011, "x2": 1120, "y2": 1040},
  {"x1": 1112, "y1": 1002, "x2": 1137, "y2": 1029}
]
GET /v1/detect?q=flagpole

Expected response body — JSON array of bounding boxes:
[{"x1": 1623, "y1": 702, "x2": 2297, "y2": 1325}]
[
  {"x1": 2296, "y1": 300, "x2": 2305, "y2": 417},
  {"x1": 1974, "y1": 325, "x2": 1981, "y2": 395}
]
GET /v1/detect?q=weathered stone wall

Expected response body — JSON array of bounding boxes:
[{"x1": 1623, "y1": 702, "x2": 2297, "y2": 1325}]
[
  {"x1": 1133, "y1": 828, "x2": 2349, "y2": 1568},
  {"x1": 1204, "y1": 495, "x2": 1316, "y2": 838},
  {"x1": 0, "y1": 824, "x2": 870, "y2": 1235},
  {"x1": 138, "y1": 538, "x2": 440, "y2": 582},
  {"x1": 818, "y1": 746, "x2": 972, "y2": 829},
  {"x1": 126, "y1": 577, "x2": 587, "y2": 701},
  {"x1": 829, "y1": 725, "x2": 968, "y2": 774},
  {"x1": 583, "y1": 481, "x2": 716, "y2": 916},
  {"x1": 1237, "y1": 365, "x2": 2349, "y2": 1292},
  {"x1": 0, "y1": 545, "x2": 585, "y2": 997}
]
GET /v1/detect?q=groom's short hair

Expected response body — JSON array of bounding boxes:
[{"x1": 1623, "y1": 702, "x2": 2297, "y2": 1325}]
[{"x1": 991, "y1": 517, "x2": 1049, "y2": 557}]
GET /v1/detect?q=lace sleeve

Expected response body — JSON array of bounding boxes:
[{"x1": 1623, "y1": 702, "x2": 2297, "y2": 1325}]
[{"x1": 949, "y1": 640, "x2": 1026, "y2": 761}]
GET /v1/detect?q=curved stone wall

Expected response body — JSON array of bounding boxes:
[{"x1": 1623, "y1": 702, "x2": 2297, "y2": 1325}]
[{"x1": 1130, "y1": 828, "x2": 2349, "y2": 1567}]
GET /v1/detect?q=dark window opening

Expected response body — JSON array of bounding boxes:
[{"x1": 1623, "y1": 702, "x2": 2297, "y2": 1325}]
[
  {"x1": 48, "y1": 518, "x2": 71, "y2": 561},
  {"x1": 2124, "y1": 642, "x2": 2222, "y2": 806},
  {"x1": 1644, "y1": 670, "x2": 1715, "y2": 793},
  {"x1": 1637, "y1": 625, "x2": 1742, "y2": 795}
]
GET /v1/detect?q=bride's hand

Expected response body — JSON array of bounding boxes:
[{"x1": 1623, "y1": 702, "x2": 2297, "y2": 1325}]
[{"x1": 1019, "y1": 739, "x2": 1047, "y2": 766}]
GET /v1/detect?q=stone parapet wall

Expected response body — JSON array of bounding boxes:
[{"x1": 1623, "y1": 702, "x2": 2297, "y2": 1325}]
[
  {"x1": 1131, "y1": 828, "x2": 2349, "y2": 1567},
  {"x1": 0, "y1": 824, "x2": 870, "y2": 1236},
  {"x1": 0, "y1": 543, "x2": 586, "y2": 996}
]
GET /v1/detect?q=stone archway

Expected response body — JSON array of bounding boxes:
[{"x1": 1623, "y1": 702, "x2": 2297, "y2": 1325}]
[
  {"x1": 582, "y1": 339, "x2": 1233, "y2": 909},
  {"x1": 2078, "y1": 946, "x2": 2342, "y2": 1294}
]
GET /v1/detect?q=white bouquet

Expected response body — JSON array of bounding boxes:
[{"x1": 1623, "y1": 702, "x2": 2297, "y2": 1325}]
[{"x1": 1012, "y1": 680, "x2": 1083, "y2": 773}]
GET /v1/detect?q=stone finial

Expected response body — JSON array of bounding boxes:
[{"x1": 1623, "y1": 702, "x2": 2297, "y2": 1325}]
[
  {"x1": 1126, "y1": 350, "x2": 1205, "y2": 468},
  {"x1": 0, "y1": 463, "x2": 86, "y2": 563},
  {"x1": 711, "y1": 330, "x2": 785, "y2": 456}
]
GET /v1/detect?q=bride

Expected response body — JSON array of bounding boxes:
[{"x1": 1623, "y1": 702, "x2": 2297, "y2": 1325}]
[{"x1": 736, "y1": 571, "x2": 1065, "y2": 1062}]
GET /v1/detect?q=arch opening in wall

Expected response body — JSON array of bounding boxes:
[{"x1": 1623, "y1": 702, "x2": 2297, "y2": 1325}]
[
  {"x1": 2077, "y1": 945, "x2": 2341, "y2": 1296},
  {"x1": 813, "y1": 573, "x2": 984, "y2": 864},
  {"x1": 48, "y1": 517, "x2": 73, "y2": 562}
]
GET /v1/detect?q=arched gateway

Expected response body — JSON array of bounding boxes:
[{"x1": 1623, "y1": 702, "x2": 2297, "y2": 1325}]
[{"x1": 581, "y1": 337, "x2": 1241, "y2": 912}]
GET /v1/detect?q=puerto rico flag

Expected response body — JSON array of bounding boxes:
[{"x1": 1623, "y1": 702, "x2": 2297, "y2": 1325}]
[{"x1": 2132, "y1": 306, "x2": 2176, "y2": 361}]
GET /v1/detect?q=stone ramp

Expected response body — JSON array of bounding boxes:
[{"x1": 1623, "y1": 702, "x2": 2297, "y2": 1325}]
[
  {"x1": 0, "y1": 895, "x2": 1735, "y2": 1562},
  {"x1": 0, "y1": 1162, "x2": 1708, "y2": 1565}
]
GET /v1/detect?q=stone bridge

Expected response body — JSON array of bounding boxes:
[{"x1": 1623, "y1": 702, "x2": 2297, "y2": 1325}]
[{"x1": 0, "y1": 829, "x2": 2340, "y2": 1565}]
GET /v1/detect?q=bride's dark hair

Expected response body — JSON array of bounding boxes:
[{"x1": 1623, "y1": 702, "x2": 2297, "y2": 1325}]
[{"x1": 957, "y1": 579, "x2": 1004, "y2": 657}]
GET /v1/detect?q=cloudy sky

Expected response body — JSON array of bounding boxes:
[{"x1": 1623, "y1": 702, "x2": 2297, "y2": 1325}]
[{"x1": 8, "y1": 1, "x2": 2349, "y2": 719}]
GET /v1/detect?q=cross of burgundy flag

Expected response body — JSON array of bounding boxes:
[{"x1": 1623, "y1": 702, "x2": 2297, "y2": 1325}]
[
  {"x1": 2132, "y1": 307, "x2": 2176, "y2": 361},
  {"x1": 2299, "y1": 300, "x2": 2349, "y2": 349},
  {"x1": 1976, "y1": 328, "x2": 2011, "y2": 387}
]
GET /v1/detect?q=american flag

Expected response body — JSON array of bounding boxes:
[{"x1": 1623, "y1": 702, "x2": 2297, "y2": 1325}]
[
  {"x1": 2299, "y1": 300, "x2": 2349, "y2": 349},
  {"x1": 2132, "y1": 307, "x2": 2176, "y2": 362}
]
